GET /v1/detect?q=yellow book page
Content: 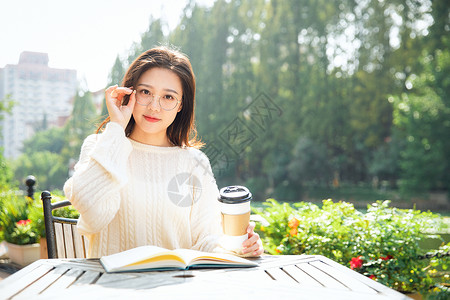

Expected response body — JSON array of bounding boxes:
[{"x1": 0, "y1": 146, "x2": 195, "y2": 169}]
[
  {"x1": 191, "y1": 256, "x2": 235, "y2": 263},
  {"x1": 101, "y1": 246, "x2": 182, "y2": 270},
  {"x1": 174, "y1": 249, "x2": 255, "y2": 266},
  {"x1": 126, "y1": 253, "x2": 186, "y2": 267}
]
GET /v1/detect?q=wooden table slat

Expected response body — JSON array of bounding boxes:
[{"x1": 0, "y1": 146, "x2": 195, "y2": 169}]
[
  {"x1": 252, "y1": 255, "x2": 319, "y2": 270},
  {"x1": 0, "y1": 264, "x2": 53, "y2": 299},
  {"x1": 130, "y1": 273, "x2": 394, "y2": 300},
  {"x1": 13, "y1": 266, "x2": 69, "y2": 298},
  {"x1": 316, "y1": 256, "x2": 408, "y2": 299},
  {"x1": 69, "y1": 270, "x2": 101, "y2": 286},
  {"x1": 265, "y1": 267, "x2": 298, "y2": 284},
  {"x1": 95, "y1": 272, "x2": 187, "y2": 290},
  {"x1": 40, "y1": 268, "x2": 84, "y2": 295},
  {"x1": 283, "y1": 265, "x2": 323, "y2": 287},
  {"x1": 57, "y1": 259, "x2": 104, "y2": 272},
  {"x1": 213, "y1": 268, "x2": 275, "y2": 284},
  {"x1": 95, "y1": 272, "x2": 139, "y2": 285},
  {"x1": 296, "y1": 261, "x2": 349, "y2": 290},
  {"x1": 237, "y1": 269, "x2": 275, "y2": 282},
  {"x1": 310, "y1": 260, "x2": 379, "y2": 294}
]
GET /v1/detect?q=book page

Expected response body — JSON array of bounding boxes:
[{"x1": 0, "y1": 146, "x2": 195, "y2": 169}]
[
  {"x1": 173, "y1": 249, "x2": 257, "y2": 267},
  {"x1": 101, "y1": 245, "x2": 181, "y2": 270},
  {"x1": 101, "y1": 246, "x2": 258, "y2": 272},
  {"x1": 126, "y1": 254, "x2": 186, "y2": 267}
]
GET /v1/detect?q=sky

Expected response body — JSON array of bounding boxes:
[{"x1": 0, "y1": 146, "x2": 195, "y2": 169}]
[{"x1": 0, "y1": 0, "x2": 213, "y2": 92}]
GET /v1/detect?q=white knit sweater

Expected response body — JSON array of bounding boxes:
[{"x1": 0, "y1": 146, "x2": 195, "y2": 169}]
[{"x1": 63, "y1": 122, "x2": 222, "y2": 258}]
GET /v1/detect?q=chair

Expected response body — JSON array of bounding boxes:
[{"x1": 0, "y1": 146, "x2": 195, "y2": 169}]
[{"x1": 41, "y1": 191, "x2": 88, "y2": 259}]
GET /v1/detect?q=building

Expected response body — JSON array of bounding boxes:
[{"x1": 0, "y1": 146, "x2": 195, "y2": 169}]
[{"x1": 0, "y1": 51, "x2": 77, "y2": 158}]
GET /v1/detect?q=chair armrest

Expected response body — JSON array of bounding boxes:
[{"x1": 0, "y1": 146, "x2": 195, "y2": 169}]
[{"x1": 51, "y1": 200, "x2": 73, "y2": 210}]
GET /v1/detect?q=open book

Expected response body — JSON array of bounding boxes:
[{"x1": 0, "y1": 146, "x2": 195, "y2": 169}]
[{"x1": 100, "y1": 245, "x2": 258, "y2": 272}]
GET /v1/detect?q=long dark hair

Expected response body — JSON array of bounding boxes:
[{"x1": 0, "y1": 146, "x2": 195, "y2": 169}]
[{"x1": 97, "y1": 46, "x2": 203, "y2": 148}]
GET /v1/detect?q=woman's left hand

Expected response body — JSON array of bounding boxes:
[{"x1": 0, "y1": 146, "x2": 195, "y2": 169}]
[{"x1": 242, "y1": 222, "x2": 264, "y2": 256}]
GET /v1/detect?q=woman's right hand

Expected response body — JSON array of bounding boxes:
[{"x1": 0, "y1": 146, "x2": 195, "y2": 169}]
[{"x1": 105, "y1": 85, "x2": 136, "y2": 129}]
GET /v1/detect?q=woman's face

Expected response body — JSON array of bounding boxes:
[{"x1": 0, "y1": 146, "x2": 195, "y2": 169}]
[{"x1": 130, "y1": 67, "x2": 183, "y2": 146}]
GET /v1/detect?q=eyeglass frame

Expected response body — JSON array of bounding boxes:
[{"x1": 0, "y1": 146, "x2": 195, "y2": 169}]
[{"x1": 134, "y1": 88, "x2": 181, "y2": 111}]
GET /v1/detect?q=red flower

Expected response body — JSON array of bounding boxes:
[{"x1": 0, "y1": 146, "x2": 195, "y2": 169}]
[
  {"x1": 350, "y1": 256, "x2": 363, "y2": 270},
  {"x1": 369, "y1": 275, "x2": 376, "y2": 280},
  {"x1": 380, "y1": 255, "x2": 393, "y2": 261},
  {"x1": 16, "y1": 219, "x2": 32, "y2": 226}
]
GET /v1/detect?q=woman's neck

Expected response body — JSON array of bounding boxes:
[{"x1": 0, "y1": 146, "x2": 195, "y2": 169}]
[{"x1": 129, "y1": 130, "x2": 173, "y2": 147}]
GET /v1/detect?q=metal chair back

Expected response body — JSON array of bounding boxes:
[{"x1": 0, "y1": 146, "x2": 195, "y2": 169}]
[{"x1": 41, "y1": 191, "x2": 88, "y2": 258}]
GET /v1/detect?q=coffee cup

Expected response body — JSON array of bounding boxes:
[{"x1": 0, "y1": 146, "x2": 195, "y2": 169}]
[{"x1": 218, "y1": 185, "x2": 252, "y2": 252}]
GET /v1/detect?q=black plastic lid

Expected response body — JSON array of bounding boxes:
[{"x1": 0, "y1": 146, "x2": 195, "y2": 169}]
[{"x1": 218, "y1": 186, "x2": 252, "y2": 204}]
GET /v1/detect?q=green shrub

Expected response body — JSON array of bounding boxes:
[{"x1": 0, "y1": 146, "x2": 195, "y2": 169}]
[
  {"x1": 254, "y1": 199, "x2": 449, "y2": 296},
  {"x1": 0, "y1": 191, "x2": 41, "y2": 245},
  {"x1": 0, "y1": 190, "x2": 79, "y2": 243}
]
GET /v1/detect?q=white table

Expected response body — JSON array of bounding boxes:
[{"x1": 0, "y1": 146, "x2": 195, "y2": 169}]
[{"x1": 0, "y1": 255, "x2": 408, "y2": 299}]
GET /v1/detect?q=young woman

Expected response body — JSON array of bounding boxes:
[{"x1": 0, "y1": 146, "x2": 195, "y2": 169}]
[{"x1": 63, "y1": 47, "x2": 263, "y2": 258}]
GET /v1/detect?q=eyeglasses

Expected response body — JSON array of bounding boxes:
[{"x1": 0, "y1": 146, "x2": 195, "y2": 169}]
[{"x1": 135, "y1": 88, "x2": 181, "y2": 111}]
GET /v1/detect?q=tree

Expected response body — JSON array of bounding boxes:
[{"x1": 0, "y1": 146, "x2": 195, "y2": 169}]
[
  {"x1": 100, "y1": 55, "x2": 126, "y2": 118},
  {"x1": 65, "y1": 90, "x2": 97, "y2": 160},
  {"x1": 0, "y1": 94, "x2": 15, "y2": 189},
  {"x1": 127, "y1": 17, "x2": 166, "y2": 65},
  {"x1": 13, "y1": 151, "x2": 67, "y2": 190},
  {"x1": 13, "y1": 127, "x2": 66, "y2": 189},
  {"x1": 288, "y1": 137, "x2": 332, "y2": 186},
  {"x1": 392, "y1": 49, "x2": 450, "y2": 192},
  {"x1": 21, "y1": 127, "x2": 66, "y2": 156}
]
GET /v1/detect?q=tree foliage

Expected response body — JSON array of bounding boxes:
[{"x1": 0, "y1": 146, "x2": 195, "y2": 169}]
[
  {"x1": 392, "y1": 48, "x2": 450, "y2": 192},
  {"x1": 12, "y1": 90, "x2": 97, "y2": 190},
  {"x1": 9, "y1": 0, "x2": 448, "y2": 198},
  {"x1": 0, "y1": 94, "x2": 15, "y2": 190}
]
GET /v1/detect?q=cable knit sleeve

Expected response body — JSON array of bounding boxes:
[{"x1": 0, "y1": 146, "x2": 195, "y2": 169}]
[
  {"x1": 63, "y1": 122, "x2": 132, "y2": 235},
  {"x1": 189, "y1": 150, "x2": 223, "y2": 252}
]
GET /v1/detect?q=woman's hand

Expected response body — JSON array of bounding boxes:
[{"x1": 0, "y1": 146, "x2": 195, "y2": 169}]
[
  {"x1": 105, "y1": 85, "x2": 136, "y2": 129},
  {"x1": 242, "y1": 222, "x2": 264, "y2": 256}
]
